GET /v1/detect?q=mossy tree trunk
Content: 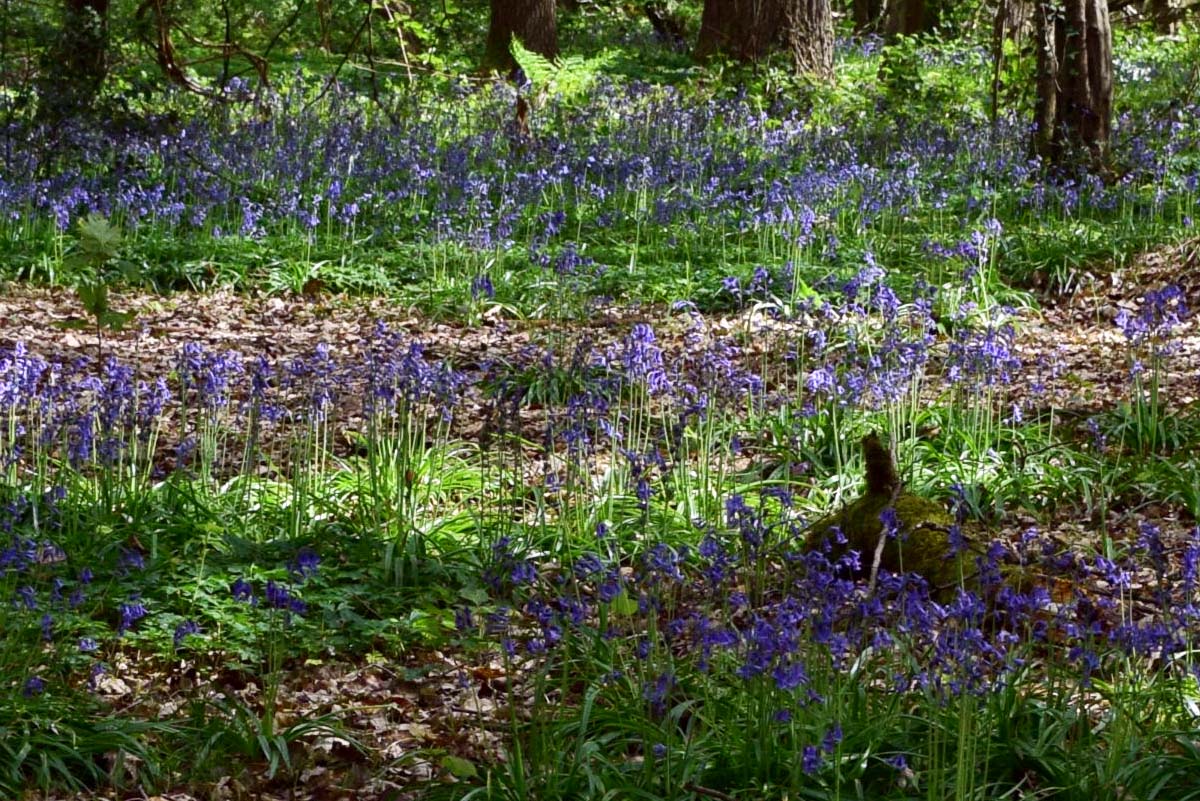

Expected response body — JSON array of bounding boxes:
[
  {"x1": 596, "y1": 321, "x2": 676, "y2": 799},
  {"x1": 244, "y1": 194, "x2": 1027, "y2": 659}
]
[
  {"x1": 482, "y1": 0, "x2": 558, "y2": 74},
  {"x1": 1032, "y1": 0, "x2": 1113, "y2": 167}
]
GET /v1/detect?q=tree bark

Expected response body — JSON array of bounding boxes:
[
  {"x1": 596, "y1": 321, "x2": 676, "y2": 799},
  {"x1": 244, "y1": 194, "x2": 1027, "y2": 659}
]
[
  {"x1": 695, "y1": 0, "x2": 783, "y2": 62},
  {"x1": 483, "y1": 0, "x2": 558, "y2": 73},
  {"x1": 784, "y1": 0, "x2": 834, "y2": 79},
  {"x1": 41, "y1": 0, "x2": 110, "y2": 118},
  {"x1": 695, "y1": 0, "x2": 832, "y2": 79},
  {"x1": 884, "y1": 0, "x2": 927, "y2": 36},
  {"x1": 1002, "y1": 0, "x2": 1035, "y2": 40},
  {"x1": 853, "y1": 0, "x2": 884, "y2": 32},
  {"x1": 1032, "y1": 0, "x2": 1113, "y2": 167},
  {"x1": 1149, "y1": 0, "x2": 1176, "y2": 32},
  {"x1": 644, "y1": 2, "x2": 689, "y2": 51}
]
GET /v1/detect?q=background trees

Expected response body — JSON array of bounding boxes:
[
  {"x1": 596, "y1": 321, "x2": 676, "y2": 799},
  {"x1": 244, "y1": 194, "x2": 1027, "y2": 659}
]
[
  {"x1": 695, "y1": 0, "x2": 783, "y2": 62},
  {"x1": 483, "y1": 0, "x2": 558, "y2": 73},
  {"x1": 40, "y1": 0, "x2": 110, "y2": 119},
  {"x1": 1033, "y1": 0, "x2": 1114, "y2": 165},
  {"x1": 786, "y1": 0, "x2": 835, "y2": 78},
  {"x1": 3, "y1": 0, "x2": 1194, "y2": 171},
  {"x1": 695, "y1": 0, "x2": 834, "y2": 79}
]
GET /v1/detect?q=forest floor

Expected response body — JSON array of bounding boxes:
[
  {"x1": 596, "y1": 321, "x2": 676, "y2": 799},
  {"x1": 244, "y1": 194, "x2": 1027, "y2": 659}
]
[
  {"x1": 4, "y1": 236, "x2": 1199, "y2": 418},
  {"x1": 11, "y1": 235, "x2": 1200, "y2": 801}
]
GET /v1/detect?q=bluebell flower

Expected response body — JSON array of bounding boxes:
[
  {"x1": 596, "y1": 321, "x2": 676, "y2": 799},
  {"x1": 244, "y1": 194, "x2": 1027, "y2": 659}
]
[
  {"x1": 801, "y1": 744, "x2": 823, "y2": 775},
  {"x1": 231, "y1": 578, "x2": 253, "y2": 602},
  {"x1": 292, "y1": 548, "x2": 321, "y2": 580},
  {"x1": 510, "y1": 560, "x2": 538, "y2": 586},
  {"x1": 470, "y1": 274, "x2": 496, "y2": 301},
  {"x1": 118, "y1": 596, "x2": 147, "y2": 634},
  {"x1": 174, "y1": 620, "x2": 202, "y2": 648},
  {"x1": 772, "y1": 660, "x2": 808, "y2": 691},
  {"x1": 641, "y1": 671, "x2": 674, "y2": 715},
  {"x1": 455, "y1": 606, "x2": 474, "y2": 634},
  {"x1": 822, "y1": 723, "x2": 843, "y2": 754},
  {"x1": 16, "y1": 585, "x2": 36, "y2": 609}
]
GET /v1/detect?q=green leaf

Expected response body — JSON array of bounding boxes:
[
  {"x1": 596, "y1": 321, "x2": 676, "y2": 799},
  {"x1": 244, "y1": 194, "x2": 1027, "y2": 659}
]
[
  {"x1": 441, "y1": 754, "x2": 478, "y2": 779},
  {"x1": 510, "y1": 36, "x2": 558, "y2": 89},
  {"x1": 458, "y1": 584, "x2": 490, "y2": 605},
  {"x1": 607, "y1": 589, "x2": 639, "y2": 618},
  {"x1": 98, "y1": 310, "x2": 136, "y2": 331},
  {"x1": 76, "y1": 281, "x2": 109, "y2": 317},
  {"x1": 77, "y1": 213, "x2": 122, "y2": 259},
  {"x1": 54, "y1": 318, "x2": 91, "y2": 331},
  {"x1": 510, "y1": 37, "x2": 615, "y2": 103}
]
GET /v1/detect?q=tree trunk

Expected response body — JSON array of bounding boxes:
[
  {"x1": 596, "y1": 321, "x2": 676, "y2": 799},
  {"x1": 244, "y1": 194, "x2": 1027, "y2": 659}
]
[
  {"x1": 317, "y1": 0, "x2": 334, "y2": 51},
  {"x1": 483, "y1": 0, "x2": 558, "y2": 73},
  {"x1": 1032, "y1": 0, "x2": 1113, "y2": 167},
  {"x1": 695, "y1": 0, "x2": 783, "y2": 62},
  {"x1": 884, "y1": 0, "x2": 927, "y2": 36},
  {"x1": 644, "y1": 2, "x2": 689, "y2": 51},
  {"x1": 783, "y1": 0, "x2": 834, "y2": 79},
  {"x1": 853, "y1": 0, "x2": 884, "y2": 32},
  {"x1": 41, "y1": 0, "x2": 109, "y2": 118},
  {"x1": 1149, "y1": 0, "x2": 1176, "y2": 33},
  {"x1": 1002, "y1": 0, "x2": 1035, "y2": 40}
]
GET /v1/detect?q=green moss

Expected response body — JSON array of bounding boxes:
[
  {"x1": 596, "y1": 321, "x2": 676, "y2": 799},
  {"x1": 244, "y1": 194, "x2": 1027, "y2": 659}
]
[
  {"x1": 806, "y1": 490, "x2": 971, "y2": 586},
  {"x1": 803, "y1": 433, "x2": 977, "y2": 592}
]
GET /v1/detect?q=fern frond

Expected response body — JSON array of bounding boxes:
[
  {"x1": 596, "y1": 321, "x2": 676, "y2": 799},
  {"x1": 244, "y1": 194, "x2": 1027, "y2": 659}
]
[{"x1": 510, "y1": 36, "x2": 558, "y2": 88}]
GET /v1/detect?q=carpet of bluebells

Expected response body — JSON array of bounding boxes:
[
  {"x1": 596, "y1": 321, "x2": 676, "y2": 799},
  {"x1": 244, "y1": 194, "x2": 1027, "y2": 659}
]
[
  {"x1": 2, "y1": 50, "x2": 1197, "y2": 305},
  {"x1": 3, "y1": 38, "x2": 1200, "y2": 801}
]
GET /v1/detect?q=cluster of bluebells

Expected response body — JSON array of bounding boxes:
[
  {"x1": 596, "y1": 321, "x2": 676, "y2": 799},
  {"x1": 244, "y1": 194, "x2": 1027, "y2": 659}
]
[
  {"x1": 230, "y1": 569, "x2": 312, "y2": 619},
  {"x1": 479, "y1": 312, "x2": 768, "y2": 504},
  {"x1": 0, "y1": 328, "x2": 465, "y2": 487},
  {"x1": 1116, "y1": 283, "x2": 1190, "y2": 358},
  {"x1": 2, "y1": 539, "x2": 323, "y2": 698},
  {"x1": 479, "y1": 487, "x2": 1200, "y2": 771},
  {"x1": 945, "y1": 314, "x2": 1023, "y2": 392},
  {"x1": 1, "y1": 343, "x2": 174, "y2": 473},
  {"x1": 2, "y1": 69, "x2": 1196, "y2": 296},
  {"x1": 484, "y1": 534, "x2": 624, "y2": 660},
  {"x1": 790, "y1": 274, "x2": 939, "y2": 413},
  {"x1": 363, "y1": 322, "x2": 467, "y2": 423},
  {"x1": 1, "y1": 515, "x2": 132, "y2": 697}
]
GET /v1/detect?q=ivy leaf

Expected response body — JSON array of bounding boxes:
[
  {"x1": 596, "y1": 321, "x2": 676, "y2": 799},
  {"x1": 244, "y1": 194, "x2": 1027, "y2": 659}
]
[{"x1": 458, "y1": 584, "x2": 490, "y2": 605}]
